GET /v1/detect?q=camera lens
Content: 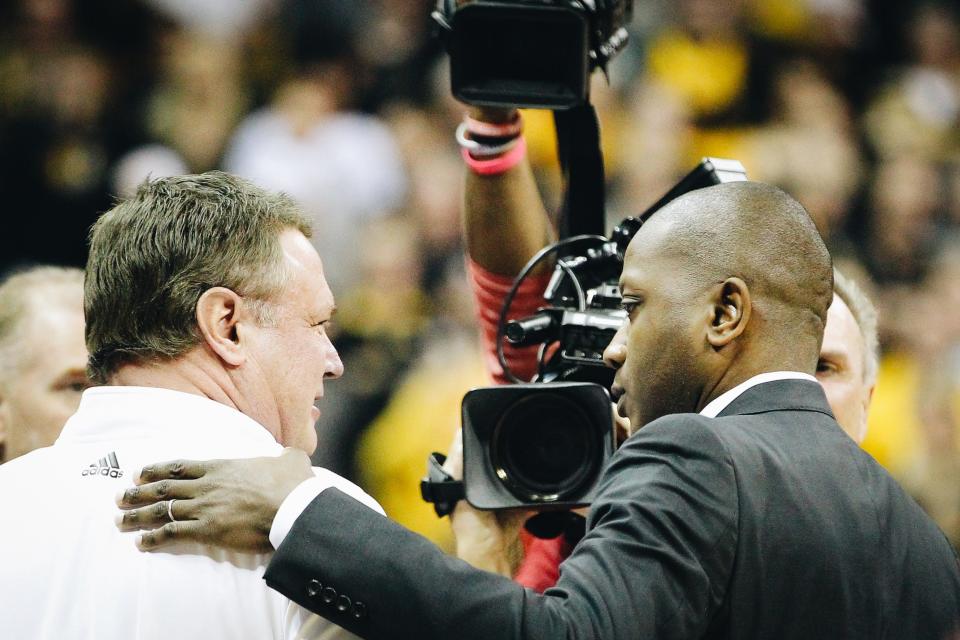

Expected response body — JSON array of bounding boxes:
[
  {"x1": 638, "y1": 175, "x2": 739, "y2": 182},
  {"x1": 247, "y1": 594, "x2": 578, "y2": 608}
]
[{"x1": 491, "y1": 393, "x2": 600, "y2": 502}]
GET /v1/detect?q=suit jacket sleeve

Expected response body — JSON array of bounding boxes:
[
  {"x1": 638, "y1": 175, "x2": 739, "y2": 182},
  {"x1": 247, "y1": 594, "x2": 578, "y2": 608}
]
[{"x1": 265, "y1": 415, "x2": 739, "y2": 640}]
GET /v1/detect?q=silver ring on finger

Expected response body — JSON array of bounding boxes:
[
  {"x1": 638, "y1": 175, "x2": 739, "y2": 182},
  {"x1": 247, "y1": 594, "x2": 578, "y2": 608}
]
[{"x1": 166, "y1": 499, "x2": 177, "y2": 522}]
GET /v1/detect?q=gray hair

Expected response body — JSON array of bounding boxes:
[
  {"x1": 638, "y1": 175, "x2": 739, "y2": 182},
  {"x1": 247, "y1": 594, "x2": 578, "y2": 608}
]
[
  {"x1": 0, "y1": 266, "x2": 85, "y2": 389},
  {"x1": 84, "y1": 171, "x2": 312, "y2": 384},
  {"x1": 833, "y1": 268, "x2": 880, "y2": 386}
]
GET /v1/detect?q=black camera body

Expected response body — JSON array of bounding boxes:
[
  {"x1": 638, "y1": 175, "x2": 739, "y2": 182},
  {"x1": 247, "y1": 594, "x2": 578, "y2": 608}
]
[
  {"x1": 503, "y1": 227, "x2": 630, "y2": 392},
  {"x1": 433, "y1": 0, "x2": 633, "y2": 108},
  {"x1": 462, "y1": 382, "x2": 614, "y2": 509}
]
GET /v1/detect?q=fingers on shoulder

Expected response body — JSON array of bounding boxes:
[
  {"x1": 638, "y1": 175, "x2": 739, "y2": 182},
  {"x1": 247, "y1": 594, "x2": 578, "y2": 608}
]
[
  {"x1": 117, "y1": 477, "x2": 206, "y2": 508},
  {"x1": 136, "y1": 521, "x2": 204, "y2": 550},
  {"x1": 137, "y1": 459, "x2": 210, "y2": 484},
  {"x1": 117, "y1": 494, "x2": 200, "y2": 531}
]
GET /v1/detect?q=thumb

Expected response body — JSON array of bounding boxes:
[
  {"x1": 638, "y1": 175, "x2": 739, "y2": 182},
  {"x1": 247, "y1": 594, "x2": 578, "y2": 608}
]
[{"x1": 442, "y1": 427, "x2": 464, "y2": 480}]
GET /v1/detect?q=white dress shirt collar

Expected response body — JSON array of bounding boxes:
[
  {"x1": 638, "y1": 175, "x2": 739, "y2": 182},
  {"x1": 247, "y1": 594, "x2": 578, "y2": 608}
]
[
  {"x1": 699, "y1": 371, "x2": 818, "y2": 418},
  {"x1": 56, "y1": 386, "x2": 279, "y2": 449}
]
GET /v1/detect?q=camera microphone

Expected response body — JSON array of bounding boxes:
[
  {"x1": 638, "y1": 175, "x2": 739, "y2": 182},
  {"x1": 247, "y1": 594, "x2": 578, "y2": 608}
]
[{"x1": 505, "y1": 311, "x2": 558, "y2": 345}]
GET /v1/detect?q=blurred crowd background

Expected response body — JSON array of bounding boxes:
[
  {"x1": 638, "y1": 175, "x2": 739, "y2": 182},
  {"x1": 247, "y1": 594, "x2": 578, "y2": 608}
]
[{"x1": 2, "y1": 0, "x2": 960, "y2": 552}]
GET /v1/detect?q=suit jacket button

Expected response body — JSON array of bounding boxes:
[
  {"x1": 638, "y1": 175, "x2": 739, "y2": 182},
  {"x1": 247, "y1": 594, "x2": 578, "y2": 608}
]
[
  {"x1": 307, "y1": 579, "x2": 322, "y2": 598},
  {"x1": 336, "y1": 594, "x2": 351, "y2": 613},
  {"x1": 353, "y1": 601, "x2": 367, "y2": 620},
  {"x1": 321, "y1": 586, "x2": 337, "y2": 605}
]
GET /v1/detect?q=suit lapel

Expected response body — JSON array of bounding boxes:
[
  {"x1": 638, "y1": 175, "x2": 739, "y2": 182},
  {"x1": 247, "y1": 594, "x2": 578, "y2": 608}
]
[{"x1": 716, "y1": 379, "x2": 835, "y2": 420}]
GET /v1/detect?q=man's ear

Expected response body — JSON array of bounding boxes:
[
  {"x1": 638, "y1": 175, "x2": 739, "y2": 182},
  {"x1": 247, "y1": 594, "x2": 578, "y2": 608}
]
[
  {"x1": 706, "y1": 277, "x2": 751, "y2": 349},
  {"x1": 196, "y1": 287, "x2": 247, "y2": 367}
]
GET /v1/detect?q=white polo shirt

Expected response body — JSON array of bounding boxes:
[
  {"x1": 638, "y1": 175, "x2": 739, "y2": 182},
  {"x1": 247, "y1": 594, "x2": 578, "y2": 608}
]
[{"x1": 0, "y1": 386, "x2": 381, "y2": 640}]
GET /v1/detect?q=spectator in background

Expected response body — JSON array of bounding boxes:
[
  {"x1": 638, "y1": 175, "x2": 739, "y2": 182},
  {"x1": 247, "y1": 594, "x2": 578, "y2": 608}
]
[
  {"x1": 0, "y1": 266, "x2": 88, "y2": 463},
  {"x1": 863, "y1": 3, "x2": 960, "y2": 162},
  {"x1": 111, "y1": 143, "x2": 188, "y2": 197},
  {"x1": 862, "y1": 155, "x2": 941, "y2": 285},
  {"x1": 313, "y1": 214, "x2": 430, "y2": 477},
  {"x1": 313, "y1": 94, "x2": 469, "y2": 486},
  {"x1": 645, "y1": 0, "x2": 754, "y2": 124},
  {"x1": 747, "y1": 60, "x2": 863, "y2": 258},
  {"x1": 222, "y1": 2, "x2": 406, "y2": 296},
  {"x1": 141, "y1": 0, "x2": 277, "y2": 41},
  {"x1": 110, "y1": 29, "x2": 250, "y2": 191},
  {"x1": 354, "y1": 253, "x2": 489, "y2": 550},
  {"x1": 0, "y1": 0, "x2": 120, "y2": 270},
  {"x1": 819, "y1": 269, "x2": 879, "y2": 444},
  {"x1": 385, "y1": 105, "x2": 464, "y2": 290},
  {"x1": 352, "y1": 0, "x2": 444, "y2": 108},
  {"x1": 610, "y1": 79, "x2": 693, "y2": 223},
  {"x1": 874, "y1": 242, "x2": 960, "y2": 549},
  {"x1": 223, "y1": 58, "x2": 405, "y2": 295}
]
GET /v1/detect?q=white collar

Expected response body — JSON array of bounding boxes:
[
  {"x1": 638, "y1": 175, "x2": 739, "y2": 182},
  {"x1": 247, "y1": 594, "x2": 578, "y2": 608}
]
[
  {"x1": 699, "y1": 371, "x2": 818, "y2": 418},
  {"x1": 56, "y1": 386, "x2": 279, "y2": 449}
]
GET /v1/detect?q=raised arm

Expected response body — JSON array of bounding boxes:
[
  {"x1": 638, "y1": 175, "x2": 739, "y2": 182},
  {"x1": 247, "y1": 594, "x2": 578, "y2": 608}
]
[
  {"x1": 452, "y1": 106, "x2": 559, "y2": 576},
  {"x1": 462, "y1": 107, "x2": 554, "y2": 275}
]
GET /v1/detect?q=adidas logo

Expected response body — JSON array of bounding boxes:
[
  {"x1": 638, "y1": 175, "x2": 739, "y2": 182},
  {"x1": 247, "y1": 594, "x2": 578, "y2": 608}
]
[{"x1": 81, "y1": 451, "x2": 124, "y2": 478}]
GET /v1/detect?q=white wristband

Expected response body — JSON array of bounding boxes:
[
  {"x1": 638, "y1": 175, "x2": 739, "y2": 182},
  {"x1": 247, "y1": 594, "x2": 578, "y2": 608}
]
[{"x1": 455, "y1": 122, "x2": 521, "y2": 158}]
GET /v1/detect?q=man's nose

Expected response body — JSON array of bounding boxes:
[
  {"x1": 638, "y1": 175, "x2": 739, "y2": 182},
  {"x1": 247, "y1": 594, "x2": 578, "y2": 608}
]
[
  {"x1": 325, "y1": 344, "x2": 345, "y2": 379},
  {"x1": 602, "y1": 327, "x2": 627, "y2": 369}
]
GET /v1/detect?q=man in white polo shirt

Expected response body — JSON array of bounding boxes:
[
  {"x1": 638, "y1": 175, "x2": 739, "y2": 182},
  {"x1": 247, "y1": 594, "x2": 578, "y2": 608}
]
[{"x1": 0, "y1": 171, "x2": 379, "y2": 639}]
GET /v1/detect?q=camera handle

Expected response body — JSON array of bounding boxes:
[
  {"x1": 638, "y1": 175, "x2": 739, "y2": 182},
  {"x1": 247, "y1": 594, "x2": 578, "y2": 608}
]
[
  {"x1": 420, "y1": 452, "x2": 465, "y2": 518},
  {"x1": 555, "y1": 102, "x2": 606, "y2": 239},
  {"x1": 524, "y1": 510, "x2": 587, "y2": 541}
]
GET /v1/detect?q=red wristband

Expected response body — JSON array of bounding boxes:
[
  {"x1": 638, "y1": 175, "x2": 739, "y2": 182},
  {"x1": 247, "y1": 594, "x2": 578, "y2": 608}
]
[{"x1": 461, "y1": 136, "x2": 527, "y2": 176}]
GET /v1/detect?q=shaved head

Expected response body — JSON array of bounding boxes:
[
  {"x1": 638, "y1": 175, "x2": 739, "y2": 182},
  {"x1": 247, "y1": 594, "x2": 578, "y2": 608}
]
[
  {"x1": 632, "y1": 181, "x2": 833, "y2": 344},
  {"x1": 607, "y1": 181, "x2": 834, "y2": 426}
]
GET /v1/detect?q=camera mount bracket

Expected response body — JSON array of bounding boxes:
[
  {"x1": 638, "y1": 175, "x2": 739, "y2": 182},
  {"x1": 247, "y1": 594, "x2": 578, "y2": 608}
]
[
  {"x1": 420, "y1": 452, "x2": 465, "y2": 518},
  {"x1": 555, "y1": 103, "x2": 606, "y2": 239}
]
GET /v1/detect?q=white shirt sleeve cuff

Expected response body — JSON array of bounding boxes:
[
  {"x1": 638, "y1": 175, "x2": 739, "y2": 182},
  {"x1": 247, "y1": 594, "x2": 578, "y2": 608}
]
[{"x1": 269, "y1": 469, "x2": 386, "y2": 550}]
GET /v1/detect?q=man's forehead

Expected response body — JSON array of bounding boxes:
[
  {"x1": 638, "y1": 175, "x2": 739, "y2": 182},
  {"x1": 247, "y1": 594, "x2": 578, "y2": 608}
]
[
  {"x1": 619, "y1": 247, "x2": 666, "y2": 291},
  {"x1": 625, "y1": 207, "x2": 682, "y2": 255},
  {"x1": 277, "y1": 231, "x2": 336, "y2": 312},
  {"x1": 620, "y1": 217, "x2": 678, "y2": 278},
  {"x1": 280, "y1": 229, "x2": 323, "y2": 271},
  {"x1": 24, "y1": 302, "x2": 85, "y2": 338},
  {"x1": 298, "y1": 273, "x2": 336, "y2": 313},
  {"x1": 821, "y1": 295, "x2": 864, "y2": 365},
  {"x1": 825, "y1": 295, "x2": 859, "y2": 338}
]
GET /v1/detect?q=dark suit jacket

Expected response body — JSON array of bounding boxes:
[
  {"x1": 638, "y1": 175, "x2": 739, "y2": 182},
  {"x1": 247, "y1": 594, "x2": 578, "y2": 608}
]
[{"x1": 265, "y1": 380, "x2": 960, "y2": 639}]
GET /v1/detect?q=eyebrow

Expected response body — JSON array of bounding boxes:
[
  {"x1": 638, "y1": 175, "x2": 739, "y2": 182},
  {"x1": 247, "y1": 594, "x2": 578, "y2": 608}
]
[
  {"x1": 818, "y1": 350, "x2": 848, "y2": 362},
  {"x1": 57, "y1": 367, "x2": 88, "y2": 377},
  {"x1": 52, "y1": 367, "x2": 89, "y2": 384},
  {"x1": 620, "y1": 282, "x2": 643, "y2": 297}
]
